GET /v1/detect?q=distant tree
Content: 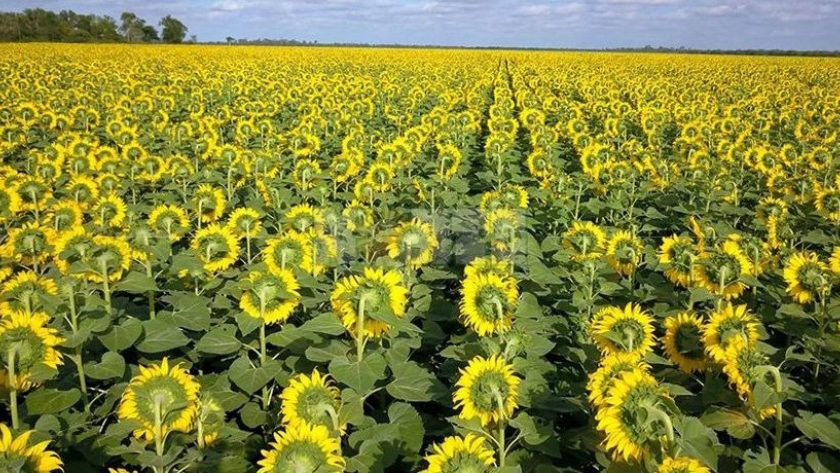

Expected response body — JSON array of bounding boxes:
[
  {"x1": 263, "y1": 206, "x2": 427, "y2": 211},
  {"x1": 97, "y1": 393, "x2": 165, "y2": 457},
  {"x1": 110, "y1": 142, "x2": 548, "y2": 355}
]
[
  {"x1": 119, "y1": 12, "x2": 144, "y2": 42},
  {"x1": 226, "y1": 36, "x2": 234, "y2": 44},
  {"x1": 159, "y1": 15, "x2": 187, "y2": 43},
  {"x1": 189, "y1": 34, "x2": 197, "y2": 43},
  {"x1": 141, "y1": 24, "x2": 159, "y2": 42}
]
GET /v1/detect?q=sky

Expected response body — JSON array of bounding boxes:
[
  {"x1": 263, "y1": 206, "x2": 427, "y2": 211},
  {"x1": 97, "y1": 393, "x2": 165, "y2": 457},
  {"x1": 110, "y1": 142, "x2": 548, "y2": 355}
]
[{"x1": 5, "y1": 0, "x2": 840, "y2": 50}]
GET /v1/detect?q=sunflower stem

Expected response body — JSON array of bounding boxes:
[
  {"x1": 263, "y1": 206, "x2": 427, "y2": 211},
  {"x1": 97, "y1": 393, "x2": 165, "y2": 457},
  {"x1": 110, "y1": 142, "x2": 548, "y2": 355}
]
[
  {"x1": 646, "y1": 405, "x2": 675, "y2": 457},
  {"x1": 356, "y1": 295, "x2": 368, "y2": 362},
  {"x1": 259, "y1": 296, "x2": 269, "y2": 410},
  {"x1": 246, "y1": 228, "x2": 252, "y2": 264},
  {"x1": 67, "y1": 284, "x2": 90, "y2": 414},
  {"x1": 494, "y1": 390, "x2": 507, "y2": 467},
  {"x1": 100, "y1": 259, "x2": 112, "y2": 317},
  {"x1": 146, "y1": 261, "x2": 156, "y2": 321},
  {"x1": 769, "y1": 366, "x2": 784, "y2": 465},
  {"x1": 153, "y1": 396, "x2": 166, "y2": 473},
  {"x1": 8, "y1": 345, "x2": 19, "y2": 430}
]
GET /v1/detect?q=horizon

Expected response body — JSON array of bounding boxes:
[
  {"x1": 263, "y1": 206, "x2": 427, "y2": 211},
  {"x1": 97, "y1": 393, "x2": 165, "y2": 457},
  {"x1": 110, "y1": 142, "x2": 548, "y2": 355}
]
[{"x1": 3, "y1": 0, "x2": 840, "y2": 51}]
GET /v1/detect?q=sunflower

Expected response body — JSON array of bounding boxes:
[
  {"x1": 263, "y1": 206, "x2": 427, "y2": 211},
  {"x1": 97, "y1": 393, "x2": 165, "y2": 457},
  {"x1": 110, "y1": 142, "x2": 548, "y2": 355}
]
[
  {"x1": 226, "y1": 208, "x2": 262, "y2": 239},
  {"x1": 0, "y1": 424, "x2": 63, "y2": 472},
  {"x1": 453, "y1": 354, "x2": 520, "y2": 426},
  {"x1": 193, "y1": 184, "x2": 226, "y2": 224},
  {"x1": 257, "y1": 424, "x2": 344, "y2": 473},
  {"x1": 191, "y1": 224, "x2": 240, "y2": 273},
  {"x1": 693, "y1": 239, "x2": 752, "y2": 299},
  {"x1": 420, "y1": 433, "x2": 496, "y2": 473},
  {"x1": 45, "y1": 200, "x2": 84, "y2": 234},
  {"x1": 330, "y1": 152, "x2": 362, "y2": 183},
  {"x1": 0, "y1": 186, "x2": 22, "y2": 224},
  {"x1": 526, "y1": 148, "x2": 554, "y2": 179},
  {"x1": 596, "y1": 369, "x2": 669, "y2": 463},
  {"x1": 302, "y1": 230, "x2": 338, "y2": 277},
  {"x1": 366, "y1": 161, "x2": 394, "y2": 192},
  {"x1": 460, "y1": 273, "x2": 518, "y2": 336},
  {"x1": 387, "y1": 219, "x2": 438, "y2": 269},
  {"x1": 292, "y1": 158, "x2": 322, "y2": 191},
  {"x1": 702, "y1": 302, "x2": 760, "y2": 363},
  {"x1": 662, "y1": 313, "x2": 707, "y2": 373},
  {"x1": 63, "y1": 176, "x2": 97, "y2": 208},
  {"x1": 657, "y1": 456, "x2": 711, "y2": 473},
  {"x1": 2, "y1": 223, "x2": 56, "y2": 268},
  {"x1": 831, "y1": 247, "x2": 840, "y2": 276},
  {"x1": 342, "y1": 200, "x2": 374, "y2": 232},
  {"x1": 196, "y1": 395, "x2": 225, "y2": 447},
  {"x1": 658, "y1": 235, "x2": 696, "y2": 288},
  {"x1": 353, "y1": 178, "x2": 378, "y2": 205},
  {"x1": 721, "y1": 335, "x2": 768, "y2": 401},
  {"x1": 587, "y1": 352, "x2": 651, "y2": 409},
  {"x1": 436, "y1": 143, "x2": 462, "y2": 179},
  {"x1": 285, "y1": 204, "x2": 325, "y2": 233},
  {"x1": 239, "y1": 270, "x2": 301, "y2": 325},
  {"x1": 606, "y1": 231, "x2": 644, "y2": 276},
  {"x1": 85, "y1": 235, "x2": 133, "y2": 283},
  {"x1": 117, "y1": 357, "x2": 201, "y2": 441},
  {"x1": 499, "y1": 183, "x2": 529, "y2": 210},
  {"x1": 464, "y1": 255, "x2": 513, "y2": 280},
  {"x1": 479, "y1": 190, "x2": 506, "y2": 215},
  {"x1": 264, "y1": 231, "x2": 312, "y2": 275},
  {"x1": 782, "y1": 251, "x2": 830, "y2": 305},
  {"x1": 92, "y1": 194, "x2": 128, "y2": 229},
  {"x1": 563, "y1": 221, "x2": 606, "y2": 262},
  {"x1": 330, "y1": 267, "x2": 408, "y2": 339},
  {"x1": 484, "y1": 208, "x2": 521, "y2": 251},
  {"x1": 815, "y1": 187, "x2": 840, "y2": 222},
  {"x1": 279, "y1": 369, "x2": 342, "y2": 432},
  {"x1": 148, "y1": 204, "x2": 191, "y2": 241},
  {"x1": 0, "y1": 311, "x2": 64, "y2": 392},
  {"x1": 0, "y1": 271, "x2": 59, "y2": 316},
  {"x1": 590, "y1": 304, "x2": 656, "y2": 361}
]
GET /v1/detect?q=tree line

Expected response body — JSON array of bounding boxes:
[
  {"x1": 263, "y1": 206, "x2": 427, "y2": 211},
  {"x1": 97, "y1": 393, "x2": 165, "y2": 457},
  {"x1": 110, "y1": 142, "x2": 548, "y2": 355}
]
[{"x1": 0, "y1": 9, "x2": 189, "y2": 43}]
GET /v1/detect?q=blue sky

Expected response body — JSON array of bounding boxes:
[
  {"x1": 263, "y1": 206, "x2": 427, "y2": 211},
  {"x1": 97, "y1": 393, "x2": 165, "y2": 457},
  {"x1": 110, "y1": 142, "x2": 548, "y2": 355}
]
[{"x1": 6, "y1": 0, "x2": 840, "y2": 50}]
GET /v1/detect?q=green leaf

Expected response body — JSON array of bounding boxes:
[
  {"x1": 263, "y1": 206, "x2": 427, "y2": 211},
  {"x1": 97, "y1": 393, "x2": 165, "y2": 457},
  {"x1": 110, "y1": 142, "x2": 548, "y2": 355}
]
[
  {"x1": 25, "y1": 388, "x2": 81, "y2": 414},
  {"x1": 85, "y1": 352, "x2": 126, "y2": 380},
  {"x1": 228, "y1": 357, "x2": 284, "y2": 395},
  {"x1": 329, "y1": 353, "x2": 387, "y2": 394},
  {"x1": 700, "y1": 408, "x2": 755, "y2": 439},
  {"x1": 676, "y1": 416, "x2": 719, "y2": 470},
  {"x1": 299, "y1": 312, "x2": 346, "y2": 336},
  {"x1": 235, "y1": 311, "x2": 262, "y2": 337},
  {"x1": 98, "y1": 318, "x2": 143, "y2": 352},
  {"x1": 795, "y1": 412, "x2": 840, "y2": 450},
  {"x1": 385, "y1": 362, "x2": 446, "y2": 402},
  {"x1": 239, "y1": 402, "x2": 268, "y2": 429},
  {"x1": 510, "y1": 412, "x2": 552, "y2": 445},
  {"x1": 159, "y1": 292, "x2": 212, "y2": 332},
  {"x1": 113, "y1": 271, "x2": 157, "y2": 293},
  {"x1": 196, "y1": 324, "x2": 241, "y2": 355},
  {"x1": 388, "y1": 402, "x2": 425, "y2": 453},
  {"x1": 136, "y1": 319, "x2": 190, "y2": 353},
  {"x1": 807, "y1": 452, "x2": 840, "y2": 473}
]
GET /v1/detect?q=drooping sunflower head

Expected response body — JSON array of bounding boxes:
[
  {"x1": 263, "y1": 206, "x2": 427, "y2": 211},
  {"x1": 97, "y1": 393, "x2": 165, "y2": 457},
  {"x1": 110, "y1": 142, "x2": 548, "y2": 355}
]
[
  {"x1": 693, "y1": 240, "x2": 752, "y2": 299},
  {"x1": 658, "y1": 235, "x2": 697, "y2": 288},
  {"x1": 499, "y1": 183, "x2": 529, "y2": 210},
  {"x1": 815, "y1": 187, "x2": 840, "y2": 222},
  {"x1": 329, "y1": 152, "x2": 362, "y2": 183},
  {"x1": 484, "y1": 208, "x2": 521, "y2": 252},
  {"x1": 365, "y1": 161, "x2": 394, "y2": 192},
  {"x1": 64, "y1": 176, "x2": 97, "y2": 209},
  {"x1": 662, "y1": 313, "x2": 707, "y2": 373},
  {"x1": 279, "y1": 369, "x2": 342, "y2": 433},
  {"x1": 479, "y1": 190, "x2": 505, "y2": 215},
  {"x1": 460, "y1": 273, "x2": 518, "y2": 337},
  {"x1": 606, "y1": 230, "x2": 644, "y2": 276},
  {"x1": 464, "y1": 255, "x2": 512, "y2": 281},
  {"x1": 0, "y1": 424, "x2": 63, "y2": 472},
  {"x1": 85, "y1": 235, "x2": 133, "y2": 283},
  {"x1": 330, "y1": 267, "x2": 408, "y2": 339},
  {"x1": 0, "y1": 311, "x2": 64, "y2": 392},
  {"x1": 148, "y1": 204, "x2": 191, "y2": 242},
  {"x1": 527, "y1": 148, "x2": 554, "y2": 179},
  {"x1": 300, "y1": 230, "x2": 338, "y2": 277},
  {"x1": 191, "y1": 224, "x2": 240, "y2": 274},
  {"x1": 353, "y1": 177, "x2": 378, "y2": 205},
  {"x1": 3, "y1": 222, "x2": 57, "y2": 267},
  {"x1": 590, "y1": 303, "x2": 655, "y2": 361},
  {"x1": 45, "y1": 200, "x2": 84, "y2": 234},
  {"x1": 0, "y1": 186, "x2": 22, "y2": 223},
  {"x1": 342, "y1": 200, "x2": 374, "y2": 233},
  {"x1": 0, "y1": 271, "x2": 59, "y2": 316},
  {"x1": 563, "y1": 221, "x2": 606, "y2": 262},
  {"x1": 453, "y1": 354, "x2": 521, "y2": 427},
  {"x1": 239, "y1": 270, "x2": 301, "y2": 325},
  {"x1": 702, "y1": 302, "x2": 760, "y2": 363},
  {"x1": 92, "y1": 194, "x2": 128, "y2": 229},
  {"x1": 587, "y1": 352, "x2": 651, "y2": 409},
  {"x1": 756, "y1": 196, "x2": 789, "y2": 223},
  {"x1": 117, "y1": 357, "x2": 201, "y2": 441},
  {"x1": 782, "y1": 251, "x2": 830, "y2": 305},
  {"x1": 284, "y1": 203, "x2": 325, "y2": 234},
  {"x1": 226, "y1": 208, "x2": 262, "y2": 239},
  {"x1": 264, "y1": 231, "x2": 311, "y2": 275},
  {"x1": 656, "y1": 455, "x2": 711, "y2": 473},
  {"x1": 292, "y1": 158, "x2": 322, "y2": 191},
  {"x1": 596, "y1": 369, "x2": 669, "y2": 463},
  {"x1": 387, "y1": 218, "x2": 438, "y2": 269},
  {"x1": 257, "y1": 424, "x2": 344, "y2": 473},
  {"x1": 721, "y1": 335, "x2": 768, "y2": 401},
  {"x1": 193, "y1": 184, "x2": 226, "y2": 224},
  {"x1": 436, "y1": 144, "x2": 462, "y2": 179},
  {"x1": 420, "y1": 433, "x2": 496, "y2": 473}
]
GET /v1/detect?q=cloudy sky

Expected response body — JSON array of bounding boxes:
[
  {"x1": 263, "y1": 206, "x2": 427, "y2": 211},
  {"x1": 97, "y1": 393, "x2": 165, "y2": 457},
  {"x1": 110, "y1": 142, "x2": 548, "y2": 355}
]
[{"x1": 6, "y1": 0, "x2": 840, "y2": 50}]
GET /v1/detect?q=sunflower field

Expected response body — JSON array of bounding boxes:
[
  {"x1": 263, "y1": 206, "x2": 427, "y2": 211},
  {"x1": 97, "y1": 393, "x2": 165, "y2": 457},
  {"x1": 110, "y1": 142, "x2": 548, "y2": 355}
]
[{"x1": 1, "y1": 43, "x2": 840, "y2": 473}]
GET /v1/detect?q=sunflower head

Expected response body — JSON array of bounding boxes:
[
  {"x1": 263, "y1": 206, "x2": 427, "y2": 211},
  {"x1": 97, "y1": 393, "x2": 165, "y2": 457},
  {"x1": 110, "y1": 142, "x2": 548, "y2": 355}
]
[
  {"x1": 46, "y1": 200, "x2": 84, "y2": 234},
  {"x1": 197, "y1": 395, "x2": 225, "y2": 447},
  {"x1": 117, "y1": 358, "x2": 201, "y2": 441},
  {"x1": 702, "y1": 302, "x2": 760, "y2": 363},
  {"x1": 193, "y1": 184, "x2": 226, "y2": 223},
  {"x1": 226, "y1": 208, "x2": 262, "y2": 239},
  {"x1": 285, "y1": 204, "x2": 325, "y2": 233},
  {"x1": 366, "y1": 161, "x2": 394, "y2": 192},
  {"x1": 292, "y1": 158, "x2": 322, "y2": 191},
  {"x1": 0, "y1": 271, "x2": 59, "y2": 315},
  {"x1": 256, "y1": 424, "x2": 345, "y2": 473},
  {"x1": 453, "y1": 354, "x2": 520, "y2": 426},
  {"x1": 460, "y1": 273, "x2": 518, "y2": 337},
  {"x1": 662, "y1": 313, "x2": 707, "y2": 373},
  {"x1": 721, "y1": 335, "x2": 768, "y2": 401},
  {"x1": 3, "y1": 223, "x2": 56, "y2": 267},
  {"x1": 264, "y1": 231, "x2": 312, "y2": 275},
  {"x1": 301, "y1": 230, "x2": 338, "y2": 277},
  {"x1": 563, "y1": 221, "x2": 606, "y2": 262},
  {"x1": 606, "y1": 231, "x2": 644, "y2": 276},
  {"x1": 657, "y1": 455, "x2": 711, "y2": 473},
  {"x1": 342, "y1": 200, "x2": 373, "y2": 233},
  {"x1": 590, "y1": 304, "x2": 655, "y2": 361},
  {"x1": 693, "y1": 240, "x2": 752, "y2": 299},
  {"x1": 92, "y1": 194, "x2": 128, "y2": 229},
  {"x1": 279, "y1": 369, "x2": 342, "y2": 433},
  {"x1": 587, "y1": 352, "x2": 651, "y2": 409},
  {"x1": 464, "y1": 255, "x2": 512, "y2": 280},
  {"x1": 191, "y1": 224, "x2": 240, "y2": 274},
  {"x1": 387, "y1": 218, "x2": 438, "y2": 269},
  {"x1": 148, "y1": 204, "x2": 191, "y2": 242},
  {"x1": 0, "y1": 311, "x2": 64, "y2": 392},
  {"x1": 420, "y1": 433, "x2": 496, "y2": 473},
  {"x1": 782, "y1": 251, "x2": 830, "y2": 305},
  {"x1": 436, "y1": 144, "x2": 462, "y2": 180},
  {"x1": 484, "y1": 208, "x2": 521, "y2": 252},
  {"x1": 0, "y1": 424, "x2": 63, "y2": 472},
  {"x1": 658, "y1": 235, "x2": 697, "y2": 288},
  {"x1": 239, "y1": 270, "x2": 301, "y2": 325},
  {"x1": 330, "y1": 267, "x2": 408, "y2": 339}
]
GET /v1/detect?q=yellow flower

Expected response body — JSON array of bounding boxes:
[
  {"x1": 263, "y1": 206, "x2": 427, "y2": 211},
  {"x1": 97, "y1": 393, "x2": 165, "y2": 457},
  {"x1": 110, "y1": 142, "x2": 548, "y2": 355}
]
[
  {"x1": 606, "y1": 230, "x2": 644, "y2": 276},
  {"x1": 657, "y1": 455, "x2": 711, "y2": 473},
  {"x1": 226, "y1": 207, "x2": 262, "y2": 239},
  {"x1": 92, "y1": 194, "x2": 128, "y2": 229},
  {"x1": 464, "y1": 255, "x2": 512, "y2": 280},
  {"x1": 831, "y1": 247, "x2": 840, "y2": 276},
  {"x1": 783, "y1": 251, "x2": 830, "y2": 304},
  {"x1": 658, "y1": 235, "x2": 696, "y2": 288},
  {"x1": 117, "y1": 357, "x2": 201, "y2": 441},
  {"x1": 0, "y1": 271, "x2": 59, "y2": 316},
  {"x1": 2, "y1": 222, "x2": 57, "y2": 267},
  {"x1": 45, "y1": 200, "x2": 84, "y2": 234},
  {"x1": 264, "y1": 231, "x2": 312, "y2": 275},
  {"x1": 279, "y1": 369, "x2": 342, "y2": 432},
  {"x1": 257, "y1": 424, "x2": 345, "y2": 473},
  {"x1": 460, "y1": 273, "x2": 518, "y2": 336},
  {"x1": 191, "y1": 224, "x2": 240, "y2": 273},
  {"x1": 590, "y1": 303, "x2": 655, "y2": 361},
  {"x1": 563, "y1": 221, "x2": 606, "y2": 262},
  {"x1": 436, "y1": 143, "x2": 462, "y2": 179},
  {"x1": 0, "y1": 186, "x2": 22, "y2": 223},
  {"x1": 453, "y1": 354, "x2": 520, "y2": 426},
  {"x1": 721, "y1": 336, "x2": 767, "y2": 401},
  {"x1": 365, "y1": 161, "x2": 394, "y2": 192},
  {"x1": 420, "y1": 433, "x2": 496, "y2": 473},
  {"x1": 330, "y1": 267, "x2": 408, "y2": 339},
  {"x1": 239, "y1": 270, "x2": 301, "y2": 325},
  {"x1": 148, "y1": 204, "x2": 191, "y2": 241},
  {"x1": 702, "y1": 302, "x2": 760, "y2": 363},
  {"x1": 193, "y1": 184, "x2": 226, "y2": 223},
  {"x1": 85, "y1": 235, "x2": 134, "y2": 283},
  {"x1": 196, "y1": 395, "x2": 225, "y2": 448},
  {"x1": 0, "y1": 423, "x2": 63, "y2": 472},
  {"x1": 342, "y1": 200, "x2": 373, "y2": 232},
  {"x1": 484, "y1": 208, "x2": 521, "y2": 251},
  {"x1": 292, "y1": 158, "x2": 322, "y2": 191},
  {"x1": 0, "y1": 311, "x2": 64, "y2": 392},
  {"x1": 587, "y1": 352, "x2": 650, "y2": 409},
  {"x1": 387, "y1": 218, "x2": 438, "y2": 269},
  {"x1": 662, "y1": 313, "x2": 707, "y2": 373},
  {"x1": 692, "y1": 239, "x2": 752, "y2": 299},
  {"x1": 285, "y1": 203, "x2": 325, "y2": 233},
  {"x1": 302, "y1": 229, "x2": 338, "y2": 277}
]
